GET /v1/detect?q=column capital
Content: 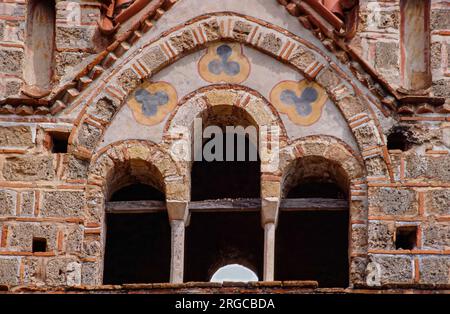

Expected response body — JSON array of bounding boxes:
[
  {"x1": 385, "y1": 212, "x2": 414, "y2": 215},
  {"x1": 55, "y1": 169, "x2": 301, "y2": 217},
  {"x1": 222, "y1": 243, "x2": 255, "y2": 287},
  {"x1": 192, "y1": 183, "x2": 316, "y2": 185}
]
[
  {"x1": 261, "y1": 197, "x2": 280, "y2": 227},
  {"x1": 166, "y1": 200, "x2": 190, "y2": 222}
]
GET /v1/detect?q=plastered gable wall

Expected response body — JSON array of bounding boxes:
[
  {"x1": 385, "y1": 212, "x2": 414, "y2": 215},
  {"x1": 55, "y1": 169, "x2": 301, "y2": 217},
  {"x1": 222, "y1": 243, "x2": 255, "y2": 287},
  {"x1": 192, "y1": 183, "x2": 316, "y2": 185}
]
[
  {"x1": 101, "y1": 46, "x2": 359, "y2": 152},
  {"x1": 0, "y1": 0, "x2": 448, "y2": 290}
]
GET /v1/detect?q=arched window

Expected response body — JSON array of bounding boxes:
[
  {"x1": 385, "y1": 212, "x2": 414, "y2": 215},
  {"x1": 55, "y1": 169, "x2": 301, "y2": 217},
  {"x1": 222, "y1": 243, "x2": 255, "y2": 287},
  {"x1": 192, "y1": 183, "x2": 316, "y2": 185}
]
[
  {"x1": 211, "y1": 264, "x2": 258, "y2": 283},
  {"x1": 185, "y1": 105, "x2": 264, "y2": 282},
  {"x1": 103, "y1": 162, "x2": 170, "y2": 284},
  {"x1": 276, "y1": 156, "x2": 349, "y2": 287},
  {"x1": 24, "y1": 0, "x2": 55, "y2": 92}
]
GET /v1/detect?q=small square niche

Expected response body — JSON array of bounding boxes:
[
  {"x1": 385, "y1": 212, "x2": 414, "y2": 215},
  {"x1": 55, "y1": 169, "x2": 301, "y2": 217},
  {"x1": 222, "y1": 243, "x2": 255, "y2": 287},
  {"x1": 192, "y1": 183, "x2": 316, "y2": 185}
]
[
  {"x1": 48, "y1": 131, "x2": 69, "y2": 153},
  {"x1": 32, "y1": 237, "x2": 47, "y2": 253},
  {"x1": 395, "y1": 226, "x2": 417, "y2": 250}
]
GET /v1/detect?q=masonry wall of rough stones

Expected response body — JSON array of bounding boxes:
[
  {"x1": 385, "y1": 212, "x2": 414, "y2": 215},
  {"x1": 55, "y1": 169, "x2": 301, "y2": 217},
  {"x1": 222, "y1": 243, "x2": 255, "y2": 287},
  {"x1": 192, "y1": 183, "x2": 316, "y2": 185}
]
[
  {"x1": 352, "y1": 0, "x2": 449, "y2": 99},
  {"x1": 0, "y1": 0, "x2": 448, "y2": 291},
  {"x1": 0, "y1": 0, "x2": 103, "y2": 97}
]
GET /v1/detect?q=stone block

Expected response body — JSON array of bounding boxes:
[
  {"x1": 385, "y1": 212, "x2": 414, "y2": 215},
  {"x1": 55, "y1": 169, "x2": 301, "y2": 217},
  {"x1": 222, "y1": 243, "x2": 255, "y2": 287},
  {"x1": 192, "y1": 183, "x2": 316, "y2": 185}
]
[
  {"x1": 169, "y1": 30, "x2": 195, "y2": 54},
  {"x1": 0, "y1": 189, "x2": 16, "y2": 216},
  {"x1": 0, "y1": 126, "x2": 33, "y2": 147},
  {"x1": 55, "y1": 51, "x2": 89, "y2": 77},
  {"x1": 352, "y1": 224, "x2": 368, "y2": 253},
  {"x1": 141, "y1": 46, "x2": 168, "y2": 73},
  {"x1": 45, "y1": 257, "x2": 80, "y2": 286},
  {"x1": 405, "y1": 154, "x2": 450, "y2": 182},
  {"x1": 0, "y1": 49, "x2": 23, "y2": 75},
  {"x1": 350, "y1": 256, "x2": 368, "y2": 286},
  {"x1": 233, "y1": 21, "x2": 252, "y2": 41},
  {"x1": 353, "y1": 122, "x2": 382, "y2": 148},
  {"x1": 77, "y1": 123, "x2": 101, "y2": 150},
  {"x1": 118, "y1": 68, "x2": 141, "y2": 93},
  {"x1": 83, "y1": 239, "x2": 101, "y2": 257},
  {"x1": 433, "y1": 79, "x2": 450, "y2": 99},
  {"x1": 377, "y1": 10, "x2": 399, "y2": 29},
  {"x1": 2, "y1": 79, "x2": 22, "y2": 97},
  {"x1": 20, "y1": 191, "x2": 34, "y2": 216},
  {"x1": 56, "y1": 26, "x2": 95, "y2": 49},
  {"x1": 369, "y1": 188, "x2": 417, "y2": 216},
  {"x1": 66, "y1": 224, "x2": 83, "y2": 253},
  {"x1": 316, "y1": 68, "x2": 341, "y2": 90},
  {"x1": 369, "y1": 255, "x2": 413, "y2": 285},
  {"x1": 22, "y1": 257, "x2": 45, "y2": 285},
  {"x1": 419, "y1": 256, "x2": 450, "y2": 285},
  {"x1": 41, "y1": 191, "x2": 85, "y2": 217},
  {"x1": 426, "y1": 189, "x2": 450, "y2": 216},
  {"x1": 65, "y1": 156, "x2": 89, "y2": 180},
  {"x1": 0, "y1": 258, "x2": 19, "y2": 285},
  {"x1": 431, "y1": 10, "x2": 450, "y2": 30},
  {"x1": 202, "y1": 20, "x2": 220, "y2": 41},
  {"x1": 3, "y1": 156, "x2": 55, "y2": 181},
  {"x1": 350, "y1": 199, "x2": 368, "y2": 221},
  {"x1": 422, "y1": 222, "x2": 450, "y2": 250},
  {"x1": 288, "y1": 46, "x2": 316, "y2": 71},
  {"x1": 259, "y1": 33, "x2": 282, "y2": 55},
  {"x1": 375, "y1": 42, "x2": 398, "y2": 69},
  {"x1": 431, "y1": 42, "x2": 442, "y2": 70},
  {"x1": 365, "y1": 156, "x2": 388, "y2": 177},
  {"x1": 368, "y1": 221, "x2": 395, "y2": 250},
  {"x1": 81, "y1": 261, "x2": 100, "y2": 286},
  {"x1": 8, "y1": 222, "x2": 58, "y2": 252}
]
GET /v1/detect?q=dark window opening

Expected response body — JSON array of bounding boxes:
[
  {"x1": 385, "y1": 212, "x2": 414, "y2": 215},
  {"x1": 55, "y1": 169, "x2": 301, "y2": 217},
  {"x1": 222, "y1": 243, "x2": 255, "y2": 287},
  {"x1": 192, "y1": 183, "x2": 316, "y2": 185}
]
[
  {"x1": 103, "y1": 212, "x2": 171, "y2": 284},
  {"x1": 191, "y1": 133, "x2": 260, "y2": 200},
  {"x1": 275, "y1": 211, "x2": 349, "y2": 287},
  {"x1": 110, "y1": 183, "x2": 165, "y2": 202},
  {"x1": 277, "y1": 156, "x2": 349, "y2": 288},
  {"x1": 395, "y1": 226, "x2": 417, "y2": 250},
  {"x1": 49, "y1": 132, "x2": 69, "y2": 153},
  {"x1": 287, "y1": 181, "x2": 346, "y2": 199},
  {"x1": 185, "y1": 212, "x2": 263, "y2": 282},
  {"x1": 32, "y1": 237, "x2": 47, "y2": 253}
]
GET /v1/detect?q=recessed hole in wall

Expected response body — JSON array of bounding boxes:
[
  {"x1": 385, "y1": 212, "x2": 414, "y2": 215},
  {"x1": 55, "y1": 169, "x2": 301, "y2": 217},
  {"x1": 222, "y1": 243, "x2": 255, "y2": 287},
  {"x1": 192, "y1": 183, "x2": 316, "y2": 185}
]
[
  {"x1": 48, "y1": 132, "x2": 70, "y2": 153},
  {"x1": 387, "y1": 127, "x2": 413, "y2": 151},
  {"x1": 32, "y1": 237, "x2": 47, "y2": 253},
  {"x1": 395, "y1": 226, "x2": 417, "y2": 250}
]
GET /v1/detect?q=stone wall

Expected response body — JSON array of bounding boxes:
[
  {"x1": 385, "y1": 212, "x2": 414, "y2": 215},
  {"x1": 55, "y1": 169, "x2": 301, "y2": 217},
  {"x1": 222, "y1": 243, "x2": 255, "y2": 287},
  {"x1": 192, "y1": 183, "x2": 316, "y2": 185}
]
[
  {"x1": 0, "y1": 0, "x2": 448, "y2": 291},
  {"x1": 0, "y1": 0, "x2": 103, "y2": 98},
  {"x1": 353, "y1": 0, "x2": 450, "y2": 99}
]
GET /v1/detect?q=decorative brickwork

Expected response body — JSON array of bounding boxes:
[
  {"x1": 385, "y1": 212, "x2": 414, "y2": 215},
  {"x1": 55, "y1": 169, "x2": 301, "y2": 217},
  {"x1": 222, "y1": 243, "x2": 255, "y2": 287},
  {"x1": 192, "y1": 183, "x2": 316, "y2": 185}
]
[{"x1": 0, "y1": 0, "x2": 448, "y2": 293}]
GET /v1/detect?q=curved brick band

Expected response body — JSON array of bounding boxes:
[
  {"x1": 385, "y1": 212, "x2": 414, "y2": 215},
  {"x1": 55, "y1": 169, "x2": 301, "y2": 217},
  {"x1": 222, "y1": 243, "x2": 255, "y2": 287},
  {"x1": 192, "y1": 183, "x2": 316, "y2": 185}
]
[{"x1": 67, "y1": 13, "x2": 392, "y2": 182}]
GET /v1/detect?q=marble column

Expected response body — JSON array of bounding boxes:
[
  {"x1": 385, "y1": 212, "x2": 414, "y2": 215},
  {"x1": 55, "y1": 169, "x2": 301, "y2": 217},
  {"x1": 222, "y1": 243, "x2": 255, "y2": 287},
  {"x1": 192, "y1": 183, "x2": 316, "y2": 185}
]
[{"x1": 166, "y1": 200, "x2": 189, "y2": 284}]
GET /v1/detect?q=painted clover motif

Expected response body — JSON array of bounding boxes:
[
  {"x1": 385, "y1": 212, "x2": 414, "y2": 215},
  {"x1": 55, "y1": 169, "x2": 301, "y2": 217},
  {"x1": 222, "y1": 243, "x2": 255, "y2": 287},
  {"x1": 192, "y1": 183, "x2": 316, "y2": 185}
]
[
  {"x1": 270, "y1": 80, "x2": 327, "y2": 126},
  {"x1": 127, "y1": 81, "x2": 177, "y2": 126},
  {"x1": 198, "y1": 43, "x2": 250, "y2": 84}
]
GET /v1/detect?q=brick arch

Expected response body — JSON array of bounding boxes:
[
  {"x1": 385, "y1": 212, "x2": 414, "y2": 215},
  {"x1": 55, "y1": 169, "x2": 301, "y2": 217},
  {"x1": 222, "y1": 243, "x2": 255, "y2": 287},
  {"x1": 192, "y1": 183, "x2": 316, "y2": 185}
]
[
  {"x1": 68, "y1": 12, "x2": 391, "y2": 181},
  {"x1": 162, "y1": 84, "x2": 287, "y2": 154},
  {"x1": 278, "y1": 135, "x2": 368, "y2": 286},
  {"x1": 161, "y1": 85, "x2": 287, "y2": 201},
  {"x1": 280, "y1": 135, "x2": 366, "y2": 196},
  {"x1": 87, "y1": 140, "x2": 188, "y2": 218}
]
